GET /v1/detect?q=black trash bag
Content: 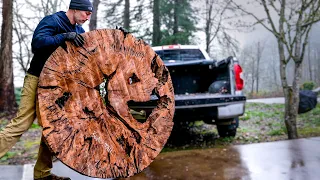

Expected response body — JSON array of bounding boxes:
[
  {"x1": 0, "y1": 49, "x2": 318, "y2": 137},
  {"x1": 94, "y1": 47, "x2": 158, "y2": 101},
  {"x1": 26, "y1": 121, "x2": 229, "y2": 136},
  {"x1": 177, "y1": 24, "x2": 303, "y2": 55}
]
[
  {"x1": 208, "y1": 81, "x2": 230, "y2": 94},
  {"x1": 298, "y1": 90, "x2": 318, "y2": 114}
]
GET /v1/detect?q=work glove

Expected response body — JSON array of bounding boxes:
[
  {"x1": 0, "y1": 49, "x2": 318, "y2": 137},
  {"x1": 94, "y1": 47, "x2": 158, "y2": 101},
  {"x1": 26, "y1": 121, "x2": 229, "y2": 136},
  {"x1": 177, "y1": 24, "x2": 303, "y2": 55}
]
[
  {"x1": 64, "y1": 32, "x2": 85, "y2": 47},
  {"x1": 116, "y1": 26, "x2": 130, "y2": 37}
]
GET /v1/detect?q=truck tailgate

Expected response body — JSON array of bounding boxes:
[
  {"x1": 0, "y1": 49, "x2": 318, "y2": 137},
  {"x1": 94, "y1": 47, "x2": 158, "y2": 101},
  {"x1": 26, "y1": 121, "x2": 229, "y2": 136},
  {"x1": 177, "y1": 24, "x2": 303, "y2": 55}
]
[
  {"x1": 128, "y1": 93, "x2": 246, "y2": 109},
  {"x1": 174, "y1": 93, "x2": 246, "y2": 109}
]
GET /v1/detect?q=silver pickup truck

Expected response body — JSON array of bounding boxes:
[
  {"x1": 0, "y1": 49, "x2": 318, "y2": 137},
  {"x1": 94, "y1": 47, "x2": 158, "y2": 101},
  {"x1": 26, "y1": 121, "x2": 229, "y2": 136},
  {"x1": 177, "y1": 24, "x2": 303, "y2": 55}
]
[{"x1": 129, "y1": 45, "x2": 246, "y2": 137}]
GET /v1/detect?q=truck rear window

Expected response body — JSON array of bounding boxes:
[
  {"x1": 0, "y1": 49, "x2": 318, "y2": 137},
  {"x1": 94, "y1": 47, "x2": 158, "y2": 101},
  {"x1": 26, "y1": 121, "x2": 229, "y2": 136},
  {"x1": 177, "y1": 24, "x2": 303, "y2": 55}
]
[{"x1": 155, "y1": 49, "x2": 205, "y2": 61}]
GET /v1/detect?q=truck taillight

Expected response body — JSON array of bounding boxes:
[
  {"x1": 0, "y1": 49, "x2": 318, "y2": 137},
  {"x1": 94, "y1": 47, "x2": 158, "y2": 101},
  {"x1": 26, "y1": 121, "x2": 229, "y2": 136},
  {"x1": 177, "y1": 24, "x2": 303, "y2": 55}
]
[
  {"x1": 162, "y1": 44, "x2": 181, "y2": 49},
  {"x1": 234, "y1": 64, "x2": 244, "y2": 90}
]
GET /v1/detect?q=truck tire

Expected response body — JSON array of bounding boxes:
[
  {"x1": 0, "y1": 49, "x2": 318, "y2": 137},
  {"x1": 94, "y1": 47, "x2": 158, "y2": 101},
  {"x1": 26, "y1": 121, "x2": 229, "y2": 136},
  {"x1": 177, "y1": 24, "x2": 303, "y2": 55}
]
[{"x1": 216, "y1": 117, "x2": 239, "y2": 138}]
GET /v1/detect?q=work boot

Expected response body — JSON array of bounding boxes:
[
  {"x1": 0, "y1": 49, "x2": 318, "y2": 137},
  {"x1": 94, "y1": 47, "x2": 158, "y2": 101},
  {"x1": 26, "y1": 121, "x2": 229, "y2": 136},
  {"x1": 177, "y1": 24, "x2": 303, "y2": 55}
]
[{"x1": 34, "y1": 174, "x2": 71, "y2": 180}]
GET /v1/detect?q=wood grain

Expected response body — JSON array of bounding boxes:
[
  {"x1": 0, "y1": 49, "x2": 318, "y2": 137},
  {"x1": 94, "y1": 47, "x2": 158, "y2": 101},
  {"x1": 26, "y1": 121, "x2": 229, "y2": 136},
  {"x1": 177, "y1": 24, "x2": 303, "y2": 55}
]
[{"x1": 37, "y1": 29, "x2": 174, "y2": 178}]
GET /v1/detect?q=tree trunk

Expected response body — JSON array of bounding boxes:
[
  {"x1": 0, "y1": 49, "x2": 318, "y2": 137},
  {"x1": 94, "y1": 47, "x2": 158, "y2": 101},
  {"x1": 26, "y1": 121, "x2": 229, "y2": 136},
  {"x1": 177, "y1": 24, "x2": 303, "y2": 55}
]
[
  {"x1": 279, "y1": 41, "x2": 298, "y2": 139},
  {"x1": 205, "y1": 1, "x2": 213, "y2": 54},
  {"x1": 256, "y1": 42, "x2": 261, "y2": 93},
  {"x1": 89, "y1": 0, "x2": 100, "y2": 31},
  {"x1": 0, "y1": 0, "x2": 16, "y2": 113},
  {"x1": 37, "y1": 29, "x2": 175, "y2": 178},
  {"x1": 250, "y1": 55, "x2": 255, "y2": 95},
  {"x1": 307, "y1": 44, "x2": 312, "y2": 81},
  {"x1": 283, "y1": 81, "x2": 299, "y2": 139},
  {"x1": 124, "y1": 0, "x2": 130, "y2": 29},
  {"x1": 173, "y1": 0, "x2": 179, "y2": 44},
  {"x1": 152, "y1": 0, "x2": 161, "y2": 46}
]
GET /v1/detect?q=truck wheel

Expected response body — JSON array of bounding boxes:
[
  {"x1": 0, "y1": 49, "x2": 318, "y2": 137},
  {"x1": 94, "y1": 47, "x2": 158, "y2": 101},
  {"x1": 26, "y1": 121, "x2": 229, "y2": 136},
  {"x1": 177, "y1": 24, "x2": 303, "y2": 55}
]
[{"x1": 216, "y1": 118, "x2": 239, "y2": 138}]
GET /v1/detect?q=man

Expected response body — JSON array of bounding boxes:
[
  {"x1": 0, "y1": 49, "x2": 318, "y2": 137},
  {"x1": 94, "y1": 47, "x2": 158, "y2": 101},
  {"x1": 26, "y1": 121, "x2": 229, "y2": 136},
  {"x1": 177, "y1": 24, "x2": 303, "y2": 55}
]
[{"x1": 0, "y1": 0, "x2": 92, "y2": 179}]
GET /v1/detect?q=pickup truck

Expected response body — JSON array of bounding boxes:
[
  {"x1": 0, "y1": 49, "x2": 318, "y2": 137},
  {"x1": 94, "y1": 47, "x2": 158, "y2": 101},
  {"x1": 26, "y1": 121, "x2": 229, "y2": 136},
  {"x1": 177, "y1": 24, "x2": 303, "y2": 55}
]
[{"x1": 129, "y1": 45, "x2": 246, "y2": 137}]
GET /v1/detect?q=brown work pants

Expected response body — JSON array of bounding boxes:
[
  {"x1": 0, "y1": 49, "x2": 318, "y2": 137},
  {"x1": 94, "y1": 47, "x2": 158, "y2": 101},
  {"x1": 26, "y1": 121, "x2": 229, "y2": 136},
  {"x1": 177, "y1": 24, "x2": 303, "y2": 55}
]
[{"x1": 0, "y1": 73, "x2": 53, "y2": 179}]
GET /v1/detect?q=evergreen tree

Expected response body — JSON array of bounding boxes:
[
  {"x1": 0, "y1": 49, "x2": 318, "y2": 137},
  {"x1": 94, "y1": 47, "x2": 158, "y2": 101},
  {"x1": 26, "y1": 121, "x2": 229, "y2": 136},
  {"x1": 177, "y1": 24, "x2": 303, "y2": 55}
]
[
  {"x1": 152, "y1": 0, "x2": 161, "y2": 46},
  {"x1": 159, "y1": 0, "x2": 196, "y2": 45},
  {"x1": 103, "y1": 0, "x2": 149, "y2": 34}
]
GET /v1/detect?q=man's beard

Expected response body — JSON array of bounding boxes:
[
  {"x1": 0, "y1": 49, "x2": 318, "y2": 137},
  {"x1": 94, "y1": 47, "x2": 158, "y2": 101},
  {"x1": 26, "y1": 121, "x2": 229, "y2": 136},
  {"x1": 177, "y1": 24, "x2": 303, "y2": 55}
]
[{"x1": 76, "y1": 20, "x2": 84, "y2": 26}]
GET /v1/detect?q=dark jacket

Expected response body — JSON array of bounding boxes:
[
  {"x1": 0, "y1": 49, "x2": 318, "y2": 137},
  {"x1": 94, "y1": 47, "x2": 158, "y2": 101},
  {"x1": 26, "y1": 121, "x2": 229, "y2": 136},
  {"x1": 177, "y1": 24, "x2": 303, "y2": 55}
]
[{"x1": 27, "y1": 11, "x2": 85, "y2": 77}]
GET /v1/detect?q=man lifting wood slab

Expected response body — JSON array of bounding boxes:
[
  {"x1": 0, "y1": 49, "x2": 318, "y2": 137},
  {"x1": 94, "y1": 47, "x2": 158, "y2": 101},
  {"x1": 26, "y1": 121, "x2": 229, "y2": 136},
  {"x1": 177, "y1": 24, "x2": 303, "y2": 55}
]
[{"x1": 0, "y1": 0, "x2": 174, "y2": 179}]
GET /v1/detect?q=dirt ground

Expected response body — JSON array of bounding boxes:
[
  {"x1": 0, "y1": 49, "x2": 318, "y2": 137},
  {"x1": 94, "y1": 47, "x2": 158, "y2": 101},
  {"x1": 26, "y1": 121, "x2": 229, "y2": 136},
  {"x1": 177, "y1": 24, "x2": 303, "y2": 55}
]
[{"x1": 0, "y1": 103, "x2": 319, "y2": 165}]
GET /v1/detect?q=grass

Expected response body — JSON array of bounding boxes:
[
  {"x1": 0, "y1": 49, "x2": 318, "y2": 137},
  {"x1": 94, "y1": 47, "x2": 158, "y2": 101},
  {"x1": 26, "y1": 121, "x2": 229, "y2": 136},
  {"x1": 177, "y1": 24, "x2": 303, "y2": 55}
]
[
  {"x1": 268, "y1": 129, "x2": 285, "y2": 136},
  {"x1": 24, "y1": 140, "x2": 40, "y2": 150},
  {"x1": 0, "y1": 152, "x2": 17, "y2": 161},
  {"x1": 224, "y1": 103, "x2": 319, "y2": 145},
  {"x1": 31, "y1": 123, "x2": 41, "y2": 129},
  {"x1": 189, "y1": 120, "x2": 205, "y2": 127},
  {"x1": 177, "y1": 103, "x2": 320, "y2": 147},
  {"x1": 298, "y1": 105, "x2": 320, "y2": 126},
  {"x1": 240, "y1": 103, "x2": 285, "y2": 122},
  {"x1": 298, "y1": 126, "x2": 320, "y2": 137}
]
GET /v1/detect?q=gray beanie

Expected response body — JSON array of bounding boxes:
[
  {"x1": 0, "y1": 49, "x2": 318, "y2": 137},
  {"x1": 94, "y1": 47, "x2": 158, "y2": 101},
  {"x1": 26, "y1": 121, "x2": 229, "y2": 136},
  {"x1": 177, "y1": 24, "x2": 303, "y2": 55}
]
[{"x1": 69, "y1": 0, "x2": 93, "y2": 12}]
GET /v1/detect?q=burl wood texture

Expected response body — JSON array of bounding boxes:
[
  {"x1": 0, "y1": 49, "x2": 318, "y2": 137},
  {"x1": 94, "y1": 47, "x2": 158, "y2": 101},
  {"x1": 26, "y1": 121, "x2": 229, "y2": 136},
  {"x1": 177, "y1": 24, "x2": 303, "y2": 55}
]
[{"x1": 37, "y1": 29, "x2": 175, "y2": 178}]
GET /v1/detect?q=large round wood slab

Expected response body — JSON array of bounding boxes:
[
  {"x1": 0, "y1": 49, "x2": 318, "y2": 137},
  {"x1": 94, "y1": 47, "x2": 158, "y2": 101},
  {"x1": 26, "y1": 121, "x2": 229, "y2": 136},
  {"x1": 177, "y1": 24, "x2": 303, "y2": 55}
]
[{"x1": 37, "y1": 29, "x2": 175, "y2": 178}]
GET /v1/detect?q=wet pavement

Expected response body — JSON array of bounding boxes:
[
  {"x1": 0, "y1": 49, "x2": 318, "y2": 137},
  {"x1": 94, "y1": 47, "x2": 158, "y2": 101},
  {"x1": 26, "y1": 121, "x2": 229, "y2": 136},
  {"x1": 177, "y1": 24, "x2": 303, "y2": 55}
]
[
  {"x1": 247, "y1": 97, "x2": 320, "y2": 104},
  {"x1": 1, "y1": 137, "x2": 320, "y2": 180},
  {"x1": 124, "y1": 137, "x2": 320, "y2": 180}
]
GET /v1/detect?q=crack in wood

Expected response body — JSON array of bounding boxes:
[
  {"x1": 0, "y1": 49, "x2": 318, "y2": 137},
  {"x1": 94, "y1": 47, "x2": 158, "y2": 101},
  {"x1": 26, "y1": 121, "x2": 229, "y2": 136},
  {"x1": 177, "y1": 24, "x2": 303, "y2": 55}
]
[
  {"x1": 133, "y1": 148, "x2": 140, "y2": 173},
  {"x1": 50, "y1": 114, "x2": 66, "y2": 123},
  {"x1": 44, "y1": 67, "x2": 62, "y2": 74},
  {"x1": 98, "y1": 70, "x2": 117, "y2": 104},
  {"x1": 157, "y1": 95, "x2": 172, "y2": 109},
  {"x1": 116, "y1": 135, "x2": 133, "y2": 157},
  {"x1": 38, "y1": 86, "x2": 60, "y2": 90},
  {"x1": 46, "y1": 105, "x2": 58, "y2": 114},
  {"x1": 84, "y1": 136, "x2": 93, "y2": 151},
  {"x1": 82, "y1": 107, "x2": 98, "y2": 120},
  {"x1": 151, "y1": 54, "x2": 158, "y2": 74},
  {"x1": 105, "y1": 103, "x2": 142, "y2": 144},
  {"x1": 63, "y1": 129, "x2": 78, "y2": 158},
  {"x1": 55, "y1": 92, "x2": 72, "y2": 109},
  {"x1": 43, "y1": 126, "x2": 50, "y2": 131},
  {"x1": 90, "y1": 47, "x2": 97, "y2": 53},
  {"x1": 143, "y1": 143, "x2": 157, "y2": 151},
  {"x1": 128, "y1": 73, "x2": 140, "y2": 85},
  {"x1": 45, "y1": 118, "x2": 70, "y2": 140},
  {"x1": 158, "y1": 67, "x2": 169, "y2": 85},
  {"x1": 95, "y1": 160, "x2": 101, "y2": 169},
  {"x1": 151, "y1": 55, "x2": 169, "y2": 87},
  {"x1": 134, "y1": 38, "x2": 148, "y2": 46},
  {"x1": 77, "y1": 80, "x2": 92, "y2": 88},
  {"x1": 147, "y1": 113, "x2": 159, "y2": 134},
  {"x1": 77, "y1": 50, "x2": 88, "y2": 59}
]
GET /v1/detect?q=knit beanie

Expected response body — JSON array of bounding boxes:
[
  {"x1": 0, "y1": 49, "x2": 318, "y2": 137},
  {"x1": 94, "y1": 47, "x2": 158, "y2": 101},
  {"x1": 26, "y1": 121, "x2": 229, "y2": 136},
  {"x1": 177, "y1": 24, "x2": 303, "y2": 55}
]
[{"x1": 69, "y1": 0, "x2": 93, "y2": 12}]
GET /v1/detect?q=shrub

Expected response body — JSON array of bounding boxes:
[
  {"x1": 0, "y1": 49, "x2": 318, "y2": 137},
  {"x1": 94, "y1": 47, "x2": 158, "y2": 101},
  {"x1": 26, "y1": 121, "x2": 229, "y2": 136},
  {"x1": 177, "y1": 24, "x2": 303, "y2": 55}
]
[{"x1": 301, "y1": 81, "x2": 315, "y2": 90}]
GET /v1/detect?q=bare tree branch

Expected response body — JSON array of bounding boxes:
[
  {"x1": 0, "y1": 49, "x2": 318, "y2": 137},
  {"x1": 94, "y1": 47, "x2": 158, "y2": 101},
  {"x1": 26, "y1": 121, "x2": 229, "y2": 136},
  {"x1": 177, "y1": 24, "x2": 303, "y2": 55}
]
[{"x1": 230, "y1": 0, "x2": 277, "y2": 37}]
